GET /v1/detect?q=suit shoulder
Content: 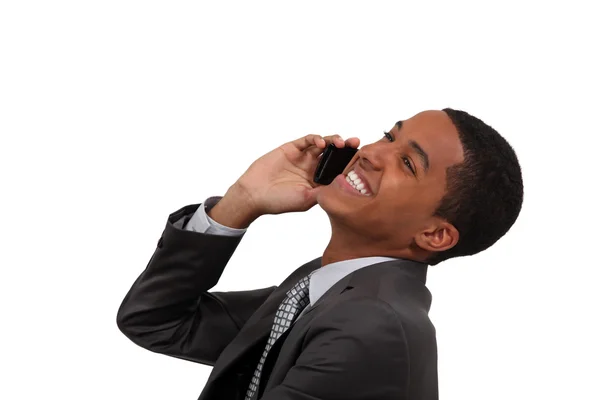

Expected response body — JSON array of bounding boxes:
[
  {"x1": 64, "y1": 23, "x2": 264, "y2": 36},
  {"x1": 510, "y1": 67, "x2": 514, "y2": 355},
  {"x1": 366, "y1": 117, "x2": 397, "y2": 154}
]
[
  {"x1": 349, "y1": 269, "x2": 437, "y2": 344},
  {"x1": 310, "y1": 296, "x2": 409, "y2": 344}
]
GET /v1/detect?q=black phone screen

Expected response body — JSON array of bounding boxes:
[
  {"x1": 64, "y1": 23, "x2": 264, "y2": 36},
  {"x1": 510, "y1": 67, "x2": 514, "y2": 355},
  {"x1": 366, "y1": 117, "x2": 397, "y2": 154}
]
[{"x1": 313, "y1": 144, "x2": 358, "y2": 185}]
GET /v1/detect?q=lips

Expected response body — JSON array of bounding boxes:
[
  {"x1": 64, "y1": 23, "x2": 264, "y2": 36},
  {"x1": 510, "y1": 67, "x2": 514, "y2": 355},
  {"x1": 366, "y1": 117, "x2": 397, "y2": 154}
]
[
  {"x1": 343, "y1": 162, "x2": 374, "y2": 195},
  {"x1": 350, "y1": 168, "x2": 373, "y2": 194}
]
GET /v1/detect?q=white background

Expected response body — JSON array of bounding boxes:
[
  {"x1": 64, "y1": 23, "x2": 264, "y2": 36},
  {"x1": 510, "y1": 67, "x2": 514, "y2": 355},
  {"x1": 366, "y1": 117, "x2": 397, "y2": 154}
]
[{"x1": 1, "y1": 1, "x2": 599, "y2": 399}]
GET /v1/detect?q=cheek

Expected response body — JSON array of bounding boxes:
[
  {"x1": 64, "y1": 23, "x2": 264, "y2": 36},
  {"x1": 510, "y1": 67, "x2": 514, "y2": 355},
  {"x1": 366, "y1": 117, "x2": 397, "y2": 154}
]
[{"x1": 375, "y1": 181, "x2": 438, "y2": 220}]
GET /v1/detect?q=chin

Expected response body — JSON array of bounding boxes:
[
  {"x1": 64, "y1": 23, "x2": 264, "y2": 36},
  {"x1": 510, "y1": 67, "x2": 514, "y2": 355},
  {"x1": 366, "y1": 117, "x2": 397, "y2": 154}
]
[
  {"x1": 316, "y1": 183, "x2": 363, "y2": 222},
  {"x1": 315, "y1": 186, "x2": 335, "y2": 213}
]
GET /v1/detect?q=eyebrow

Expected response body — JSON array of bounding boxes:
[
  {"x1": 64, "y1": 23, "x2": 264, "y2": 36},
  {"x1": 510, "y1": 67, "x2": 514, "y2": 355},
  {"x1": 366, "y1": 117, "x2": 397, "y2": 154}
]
[
  {"x1": 395, "y1": 120, "x2": 430, "y2": 173},
  {"x1": 409, "y1": 140, "x2": 430, "y2": 172}
]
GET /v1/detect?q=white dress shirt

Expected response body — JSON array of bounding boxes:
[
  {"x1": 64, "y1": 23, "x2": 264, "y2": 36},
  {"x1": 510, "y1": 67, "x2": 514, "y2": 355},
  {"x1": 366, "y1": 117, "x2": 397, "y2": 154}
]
[{"x1": 183, "y1": 196, "x2": 398, "y2": 307}]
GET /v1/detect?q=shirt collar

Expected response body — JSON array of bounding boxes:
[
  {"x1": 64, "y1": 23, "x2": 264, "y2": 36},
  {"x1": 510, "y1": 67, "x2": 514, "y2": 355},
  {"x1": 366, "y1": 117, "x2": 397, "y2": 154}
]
[{"x1": 308, "y1": 256, "x2": 398, "y2": 305}]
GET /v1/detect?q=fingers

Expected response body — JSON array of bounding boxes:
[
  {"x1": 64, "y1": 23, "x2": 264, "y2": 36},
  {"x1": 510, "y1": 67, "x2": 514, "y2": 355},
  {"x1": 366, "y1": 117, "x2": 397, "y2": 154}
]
[
  {"x1": 291, "y1": 134, "x2": 359, "y2": 151},
  {"x1": 290, "y1": 134, "x2": 326, "y2": 151},
  {"x1": 345, "y1": 137, "x2": 360, "y2": 148},
  {"x1": 326, "y1": 134, "x2": 346, "y2": 148},
  {"x1": 320, "y1": 134, "x2": 359, "y2": 149},
  {"x1": 304, "y1": 134, "x2": 360, "y2": 157},
  {"x1": 304, "y1": 135, "x2": 338, "y2": 157}
]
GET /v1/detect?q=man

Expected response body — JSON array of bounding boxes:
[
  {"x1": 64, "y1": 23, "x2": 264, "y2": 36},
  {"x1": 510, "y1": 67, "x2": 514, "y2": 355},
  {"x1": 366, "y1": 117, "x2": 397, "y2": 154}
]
[{"x1": 117, "y1": 108, "x2": 523, "y2": 399}]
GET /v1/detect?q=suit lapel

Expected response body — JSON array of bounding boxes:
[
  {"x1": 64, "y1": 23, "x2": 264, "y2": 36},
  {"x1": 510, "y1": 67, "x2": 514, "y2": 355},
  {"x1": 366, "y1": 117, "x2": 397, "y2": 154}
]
[
  {"x1": 204, "y1": 257, "x2": 322, "y2": 385},
  {"x1": 294, "y1": 267, "x2": 355, "y2": 320},
  {"x1": 301, "y1": 257, "x2": 427, "y2": 320},
  {"x1": 260, "y1": 259, "x2": 429, "y2": 394},
  {"x1": 255, "y1": 270, "x2": 354, "y2": 395},
  {"x1": 205, "y1": 257, "x2": 428, "y2": 389}
]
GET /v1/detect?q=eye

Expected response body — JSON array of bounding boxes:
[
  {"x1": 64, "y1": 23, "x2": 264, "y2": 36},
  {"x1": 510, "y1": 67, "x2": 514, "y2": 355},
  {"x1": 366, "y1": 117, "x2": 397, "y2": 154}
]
[
  {"x1": 403, "y1": 157, "x2": 416, "y2": 175},
  {"x1": 383, "y1": 131, "x2": 416, "y2": 176}
]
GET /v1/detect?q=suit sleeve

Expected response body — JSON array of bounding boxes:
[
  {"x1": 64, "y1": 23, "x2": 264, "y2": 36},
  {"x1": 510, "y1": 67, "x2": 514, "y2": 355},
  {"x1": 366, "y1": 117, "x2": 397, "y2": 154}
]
[
  {"x1": 116, "y1": 203, "x2": 276, "y2": 366},
  {"x1": 262, "y1": 298, "x2": 411, "y2": 400},
  {"x1": 184, "y1": 195, "x2": 248, "y2": 236}
]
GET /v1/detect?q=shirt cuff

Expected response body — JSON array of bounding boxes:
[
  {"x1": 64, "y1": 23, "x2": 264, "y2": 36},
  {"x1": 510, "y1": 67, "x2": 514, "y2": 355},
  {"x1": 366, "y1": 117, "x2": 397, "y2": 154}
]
[{"x1": 184, "y1": 196, "x2": 247, "y2": 236}]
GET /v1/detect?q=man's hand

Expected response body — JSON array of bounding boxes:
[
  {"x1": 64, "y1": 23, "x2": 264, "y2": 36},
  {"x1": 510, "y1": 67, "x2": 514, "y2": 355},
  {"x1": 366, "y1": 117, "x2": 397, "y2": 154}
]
[{"x1": 210, "y1": 134, "x2": 359, "y2": 228}]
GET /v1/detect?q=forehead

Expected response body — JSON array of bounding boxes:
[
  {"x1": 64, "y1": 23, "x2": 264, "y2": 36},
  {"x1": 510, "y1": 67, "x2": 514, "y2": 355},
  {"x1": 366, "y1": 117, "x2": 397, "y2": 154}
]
[{"x1": 393, "y1": 110, "x2": 464, "y2": 170}]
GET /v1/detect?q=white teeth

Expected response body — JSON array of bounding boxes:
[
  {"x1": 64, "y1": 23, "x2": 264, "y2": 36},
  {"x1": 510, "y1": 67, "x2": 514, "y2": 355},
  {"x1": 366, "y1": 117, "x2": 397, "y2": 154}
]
[
  {"x1": 345, "y1": 171, "x2": 370, "y2": 196},
  {"x1": 348, "y1": 170, "x2": 362, "y2": 185}
]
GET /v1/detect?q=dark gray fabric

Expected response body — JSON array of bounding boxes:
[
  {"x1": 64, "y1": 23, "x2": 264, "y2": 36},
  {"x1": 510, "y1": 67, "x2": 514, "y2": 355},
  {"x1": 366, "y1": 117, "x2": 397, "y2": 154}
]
[
  {"x1": 117, "y1": 204, "x2": 438, "y2": 400},
  {"x1": 246, "y1": 272, "x2": 314, "y2": 400}
]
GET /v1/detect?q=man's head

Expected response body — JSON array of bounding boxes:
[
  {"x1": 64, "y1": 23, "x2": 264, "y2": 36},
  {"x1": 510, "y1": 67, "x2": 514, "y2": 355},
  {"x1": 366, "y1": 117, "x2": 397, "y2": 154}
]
[{"x1": 317, "y1": 109, "x2": 523, "y2": 265}]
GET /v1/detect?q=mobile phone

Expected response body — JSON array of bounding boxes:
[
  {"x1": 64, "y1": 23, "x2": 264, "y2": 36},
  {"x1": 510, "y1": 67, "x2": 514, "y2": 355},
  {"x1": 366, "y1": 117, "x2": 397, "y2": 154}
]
[{"x1": 313, "y1": 144, "x2": 358, "y2": 185}]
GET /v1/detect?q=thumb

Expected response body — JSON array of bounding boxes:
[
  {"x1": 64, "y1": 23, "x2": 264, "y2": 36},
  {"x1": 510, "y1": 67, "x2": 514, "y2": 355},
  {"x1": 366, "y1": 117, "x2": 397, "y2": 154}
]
[{"x1": 303, "y1": 186, "x2": 322, "y2": 208}]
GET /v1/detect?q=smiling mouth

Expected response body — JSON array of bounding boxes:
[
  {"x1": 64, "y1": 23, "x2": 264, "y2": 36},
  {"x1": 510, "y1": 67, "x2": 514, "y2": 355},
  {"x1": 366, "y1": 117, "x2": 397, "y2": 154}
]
[{"x1": 345, "y1": 170, "x2": 372, "y2": 195}]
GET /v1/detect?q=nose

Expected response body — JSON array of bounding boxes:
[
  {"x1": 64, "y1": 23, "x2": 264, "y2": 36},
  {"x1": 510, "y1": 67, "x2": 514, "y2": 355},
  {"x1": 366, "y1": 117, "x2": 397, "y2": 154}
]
[{"x1": 356, "y1": 142, "x2": 388, "y2": 171}]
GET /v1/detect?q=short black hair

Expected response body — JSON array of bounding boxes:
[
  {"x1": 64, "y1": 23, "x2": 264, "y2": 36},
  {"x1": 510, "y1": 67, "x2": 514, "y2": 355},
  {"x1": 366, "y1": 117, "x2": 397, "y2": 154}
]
[{"x1": 427, "y1": 108, "x2": 524, "y2": 265}]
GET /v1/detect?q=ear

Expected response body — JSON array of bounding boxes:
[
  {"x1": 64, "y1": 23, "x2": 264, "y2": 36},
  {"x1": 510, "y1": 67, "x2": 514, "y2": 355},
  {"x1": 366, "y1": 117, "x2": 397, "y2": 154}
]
[{"x1": 414, "y1": 221, "x2": 459, "y2": 254}]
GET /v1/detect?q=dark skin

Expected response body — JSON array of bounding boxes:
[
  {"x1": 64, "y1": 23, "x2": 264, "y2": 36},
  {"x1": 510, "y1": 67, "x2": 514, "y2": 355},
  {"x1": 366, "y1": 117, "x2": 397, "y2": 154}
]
[
  {"x1": 316, "y1": 110, "x2": 465, "y2": 266},
  {"x1": 209, "y1": 110, "x2": 465, "y2": 266}
]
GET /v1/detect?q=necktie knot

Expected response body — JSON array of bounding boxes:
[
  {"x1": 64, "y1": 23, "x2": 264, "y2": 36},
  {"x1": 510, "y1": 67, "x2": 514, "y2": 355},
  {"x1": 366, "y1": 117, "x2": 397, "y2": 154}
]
[{"x1": 285, "y1": 273, "x2": 312, "y2": 306}]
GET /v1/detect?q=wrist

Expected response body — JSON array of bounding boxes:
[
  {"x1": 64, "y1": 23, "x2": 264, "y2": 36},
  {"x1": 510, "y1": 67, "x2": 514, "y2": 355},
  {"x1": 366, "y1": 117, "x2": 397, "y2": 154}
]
[{"x1": 207, "y1": 184, "x2": 260, "y2": 229}]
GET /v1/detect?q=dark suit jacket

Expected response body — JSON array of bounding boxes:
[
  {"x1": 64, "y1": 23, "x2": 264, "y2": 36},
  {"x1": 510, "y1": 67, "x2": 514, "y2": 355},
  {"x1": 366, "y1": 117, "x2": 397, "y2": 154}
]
[{"x1": 117, "y1": 204, "x2": 438, "y2": 400}]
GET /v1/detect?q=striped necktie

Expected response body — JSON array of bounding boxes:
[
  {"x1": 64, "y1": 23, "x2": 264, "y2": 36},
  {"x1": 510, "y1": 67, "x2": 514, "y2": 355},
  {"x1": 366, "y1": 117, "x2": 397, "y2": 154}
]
[{"x1": 244, "y1": 272, "x2": 314, "y2": 400}]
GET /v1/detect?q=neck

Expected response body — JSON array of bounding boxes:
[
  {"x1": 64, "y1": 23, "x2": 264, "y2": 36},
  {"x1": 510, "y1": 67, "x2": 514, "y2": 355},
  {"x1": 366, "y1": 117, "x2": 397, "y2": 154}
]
[{"x1": 321, "y1": 220, "x2": 426, "y2": 267}]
